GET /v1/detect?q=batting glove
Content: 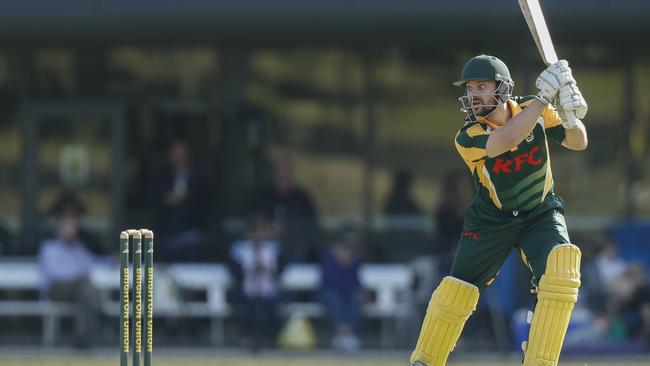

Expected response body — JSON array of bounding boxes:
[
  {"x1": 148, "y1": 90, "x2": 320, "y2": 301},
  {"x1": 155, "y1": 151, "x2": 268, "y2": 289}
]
[
  {"x1": 558, "y1": 83, "x2": 588, "y2": 120},
  {"x1": 536, "y1": 60, "x2": 575, "y2": 104}
]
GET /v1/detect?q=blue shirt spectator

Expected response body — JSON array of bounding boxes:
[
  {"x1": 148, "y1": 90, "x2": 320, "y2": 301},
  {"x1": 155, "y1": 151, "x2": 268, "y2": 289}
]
[
  {"x1": 37, "y1": 210, "x2": 104, "y2": 349},
  {"x1": 38, "y1": 237, "x2": 96, "y2": 290},
  {"x1": 321, "y1": 245, "x2": 361, "y2": 294},
  {"x1": 319, "y1": 227, "x2": 363, "y2": 352}
]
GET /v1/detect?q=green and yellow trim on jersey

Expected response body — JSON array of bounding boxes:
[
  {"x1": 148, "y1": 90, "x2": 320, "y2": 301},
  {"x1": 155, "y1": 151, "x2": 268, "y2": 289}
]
[
  {"x1": 454, "y1": 123, "x2": 490, "y2": 167},
  {"x1": 476, "y1": 162, "x2": 503, "y2": 209},
  {"x1": 454, "y1": 96, "x2": 565, "y2": 212}
]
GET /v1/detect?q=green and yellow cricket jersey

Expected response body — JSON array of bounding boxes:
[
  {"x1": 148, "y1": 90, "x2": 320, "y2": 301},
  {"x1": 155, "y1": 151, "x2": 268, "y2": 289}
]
[{"x1": 454, "y1": 96, "x2": 566, "y2": 213}]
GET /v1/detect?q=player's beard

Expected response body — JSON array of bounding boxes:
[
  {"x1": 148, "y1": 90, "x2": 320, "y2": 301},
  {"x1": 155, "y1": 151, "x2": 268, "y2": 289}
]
[{"x1": 471, "y1": 99, "x2": 497, "y2": 117}]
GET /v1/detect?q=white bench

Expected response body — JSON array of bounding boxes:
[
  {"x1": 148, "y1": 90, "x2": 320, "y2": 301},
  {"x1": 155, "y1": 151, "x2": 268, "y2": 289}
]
[
  {"x1": 0, "y1": 261, "x2": 231, "y2": 346},
  {"x1": 159, "y1": 263, "x2": 414, "y2": 346},
  {"x1": 91, "y1": 263, "x2": 232, "y2": 345},
  {"x1": 0, "y1": 260, "x2": 413, "y2": 347},
  {"x1": 0, "y1": 260, "x2": 75, "y2": 347},
  {"x1": 280, "y1": 263, "x2": 414, "y2": 347},
  {"x1": 164, "y1": 264, "x2": 232, "y2": 345}
]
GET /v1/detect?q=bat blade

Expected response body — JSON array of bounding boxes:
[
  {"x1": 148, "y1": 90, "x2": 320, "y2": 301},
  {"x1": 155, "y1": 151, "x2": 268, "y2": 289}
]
[
  {"x1": 519, "y1": 0, "x2": 579, "y2": 126},
  {"x1": 518, "y1": 0, "x2": 558, "y2": 66}
]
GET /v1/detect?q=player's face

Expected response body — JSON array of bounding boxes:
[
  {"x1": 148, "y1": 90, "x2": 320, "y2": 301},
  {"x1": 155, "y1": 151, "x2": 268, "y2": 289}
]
[{"x1": 465, "y1": 80, "x2": 498, "y2": 116}]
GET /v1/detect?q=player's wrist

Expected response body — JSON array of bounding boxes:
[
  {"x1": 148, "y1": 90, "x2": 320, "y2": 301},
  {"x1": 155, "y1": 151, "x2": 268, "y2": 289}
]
[{"x1": 562, "y1": 120, "x2": 579, "y2": 129}]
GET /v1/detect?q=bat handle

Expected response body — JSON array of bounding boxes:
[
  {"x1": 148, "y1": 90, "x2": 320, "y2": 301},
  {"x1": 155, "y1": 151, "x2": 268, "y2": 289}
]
[{"x1": 564, "y1": 109, "x2": 579, "y2": 128}]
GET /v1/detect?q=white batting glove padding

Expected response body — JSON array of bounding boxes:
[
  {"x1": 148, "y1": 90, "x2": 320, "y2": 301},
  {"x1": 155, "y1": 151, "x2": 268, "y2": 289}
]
[
  {"x1": 556, "y1": 107, "x2": 574, "y2": 128},
  {"x1": 558, "y1": 83, "x2": 588, "y2": 120},
  {"x1": 536, "y1": 60, "x2": 574, "y2": 104},
  {"x1": 548, "y1": 60, "x2": 576, "y2": 86}
]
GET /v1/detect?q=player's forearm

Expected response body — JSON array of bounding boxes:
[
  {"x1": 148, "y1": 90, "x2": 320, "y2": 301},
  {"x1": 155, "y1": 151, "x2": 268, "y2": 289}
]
[
  {"x1": 562, "y1": 121, "x2": 588, "y2": 150},
  {"x1": 485, "y1": 99, "x2": 546, "y2": 157}
]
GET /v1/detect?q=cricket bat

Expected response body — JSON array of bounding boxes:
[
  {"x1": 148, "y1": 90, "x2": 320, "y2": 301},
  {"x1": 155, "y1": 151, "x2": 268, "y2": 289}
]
[{"x1": 518, "y1": 0, "x2": 578, "y2": 127}]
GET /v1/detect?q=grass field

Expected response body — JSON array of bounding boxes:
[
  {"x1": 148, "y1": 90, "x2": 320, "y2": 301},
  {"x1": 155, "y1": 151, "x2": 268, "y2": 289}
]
[{"x1": 0, "y1": 356, "x2": 649, "y2": 366}]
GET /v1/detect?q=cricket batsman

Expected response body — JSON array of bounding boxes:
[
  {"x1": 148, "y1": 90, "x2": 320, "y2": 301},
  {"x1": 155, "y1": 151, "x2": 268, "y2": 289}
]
[{"x1": 409, "y1": 55, "x2": 588, "y2": 366}]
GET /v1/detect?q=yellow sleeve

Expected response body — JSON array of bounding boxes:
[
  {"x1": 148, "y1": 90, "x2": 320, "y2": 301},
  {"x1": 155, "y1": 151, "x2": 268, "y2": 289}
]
[
  {"x1": 454, "y1": 123, "x2": 489, "y2": 171},
  {"x1": 542, "y1": 105, "x2": 566, "y2": 144},
  {"x1": 542, "y1": 105, "x2": 562, "y2": 129}
]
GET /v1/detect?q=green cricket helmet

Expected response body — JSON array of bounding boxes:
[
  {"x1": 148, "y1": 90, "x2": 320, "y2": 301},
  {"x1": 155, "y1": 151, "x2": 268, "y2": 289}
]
[{"x1": 455, "y1": 55, "x2": 514, "y2": 120}]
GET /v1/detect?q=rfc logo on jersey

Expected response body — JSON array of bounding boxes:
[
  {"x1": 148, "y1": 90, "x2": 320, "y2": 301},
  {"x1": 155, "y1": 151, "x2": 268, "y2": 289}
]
[
  {"x1": 463, "y1": 231, "x2": 481, "y2": 240},
  {"x1": 492, "y1": 146, "x2": 543, "y2": 173}
]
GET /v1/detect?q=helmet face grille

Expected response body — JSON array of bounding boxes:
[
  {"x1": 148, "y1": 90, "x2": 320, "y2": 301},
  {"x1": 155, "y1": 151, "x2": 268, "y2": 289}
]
[{"x1": 458, "y1": 78, "x2": 513, "y2": 121}]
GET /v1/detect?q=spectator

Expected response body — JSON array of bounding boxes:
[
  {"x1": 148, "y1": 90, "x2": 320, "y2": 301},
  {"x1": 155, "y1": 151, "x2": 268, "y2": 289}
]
[
  {"x1": 383, "y1": 169, "x2": 423, "y2": 217},
  {"x1": 586, "y1": 262, "x2": 649, "y2": 342},
  {"x1": 595, "y1": 241, "x2": 628, "y2": 287},
  {"x1": 37, "y1": 202, "x2": 104, "y2": 349},
  {"x1": 619, "y1": 264, "x2": 650, "y2": 344},
  {"x1": 150, "y1": 140, "x2": 210, "y2": 262},
  {"x1": 433, "y1": 171, "x2": 473, "y2": 274},
  {"x1": 580, "y1": 243, "x2": 608, "y2": 313},
  {"x1": 253, "y1": 157, "x2": 320, "y2": 262},
  {"x1": 585, "y1": 241, "x2": 629, "y2": 314},
  {"x1": 319, "y1": 226, "x2": 363, "y2": 352},
  {"x1": 228, "y1": 212, "x2": 286, "y2": 351},
  {"x1": 49, "y1": 190, "x2": 104, "y2": 255}
]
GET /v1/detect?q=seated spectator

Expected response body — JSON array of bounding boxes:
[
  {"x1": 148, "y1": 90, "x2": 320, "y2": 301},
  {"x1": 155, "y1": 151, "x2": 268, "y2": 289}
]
[
  {"x1": 319, "y1": 226, "x2": 363, "y2": 352},
  {"x1": 37, "y1": 207, "x2": 104, "y2": 349},
  {"x1": 580, "y1": 244, "x2": 607, "y2": 313},
  {"x1": 383, "y1": 169, "x2": 422, "y2": 217},
  {"x1": 228, "y1": 212, "x2": 286, "y2": 351},
  {"x1": 616, "y1": 263, "x2": 650, "y2": 343},
  {"x1": 150, "y1": 140, "x2": 211, "y2": 262},
  {"x1": 585, "y1": 241, "x2": 629, "y2": 314},
  {"x1": 595, "y1": 241, "x2": 628, "y2": 288},
  {"x1": 253, "y1": 157, "x2": 320, "y2": 262},
  {"x1": 49, "y1": 190, "x2": 104, "y2": 255}
]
